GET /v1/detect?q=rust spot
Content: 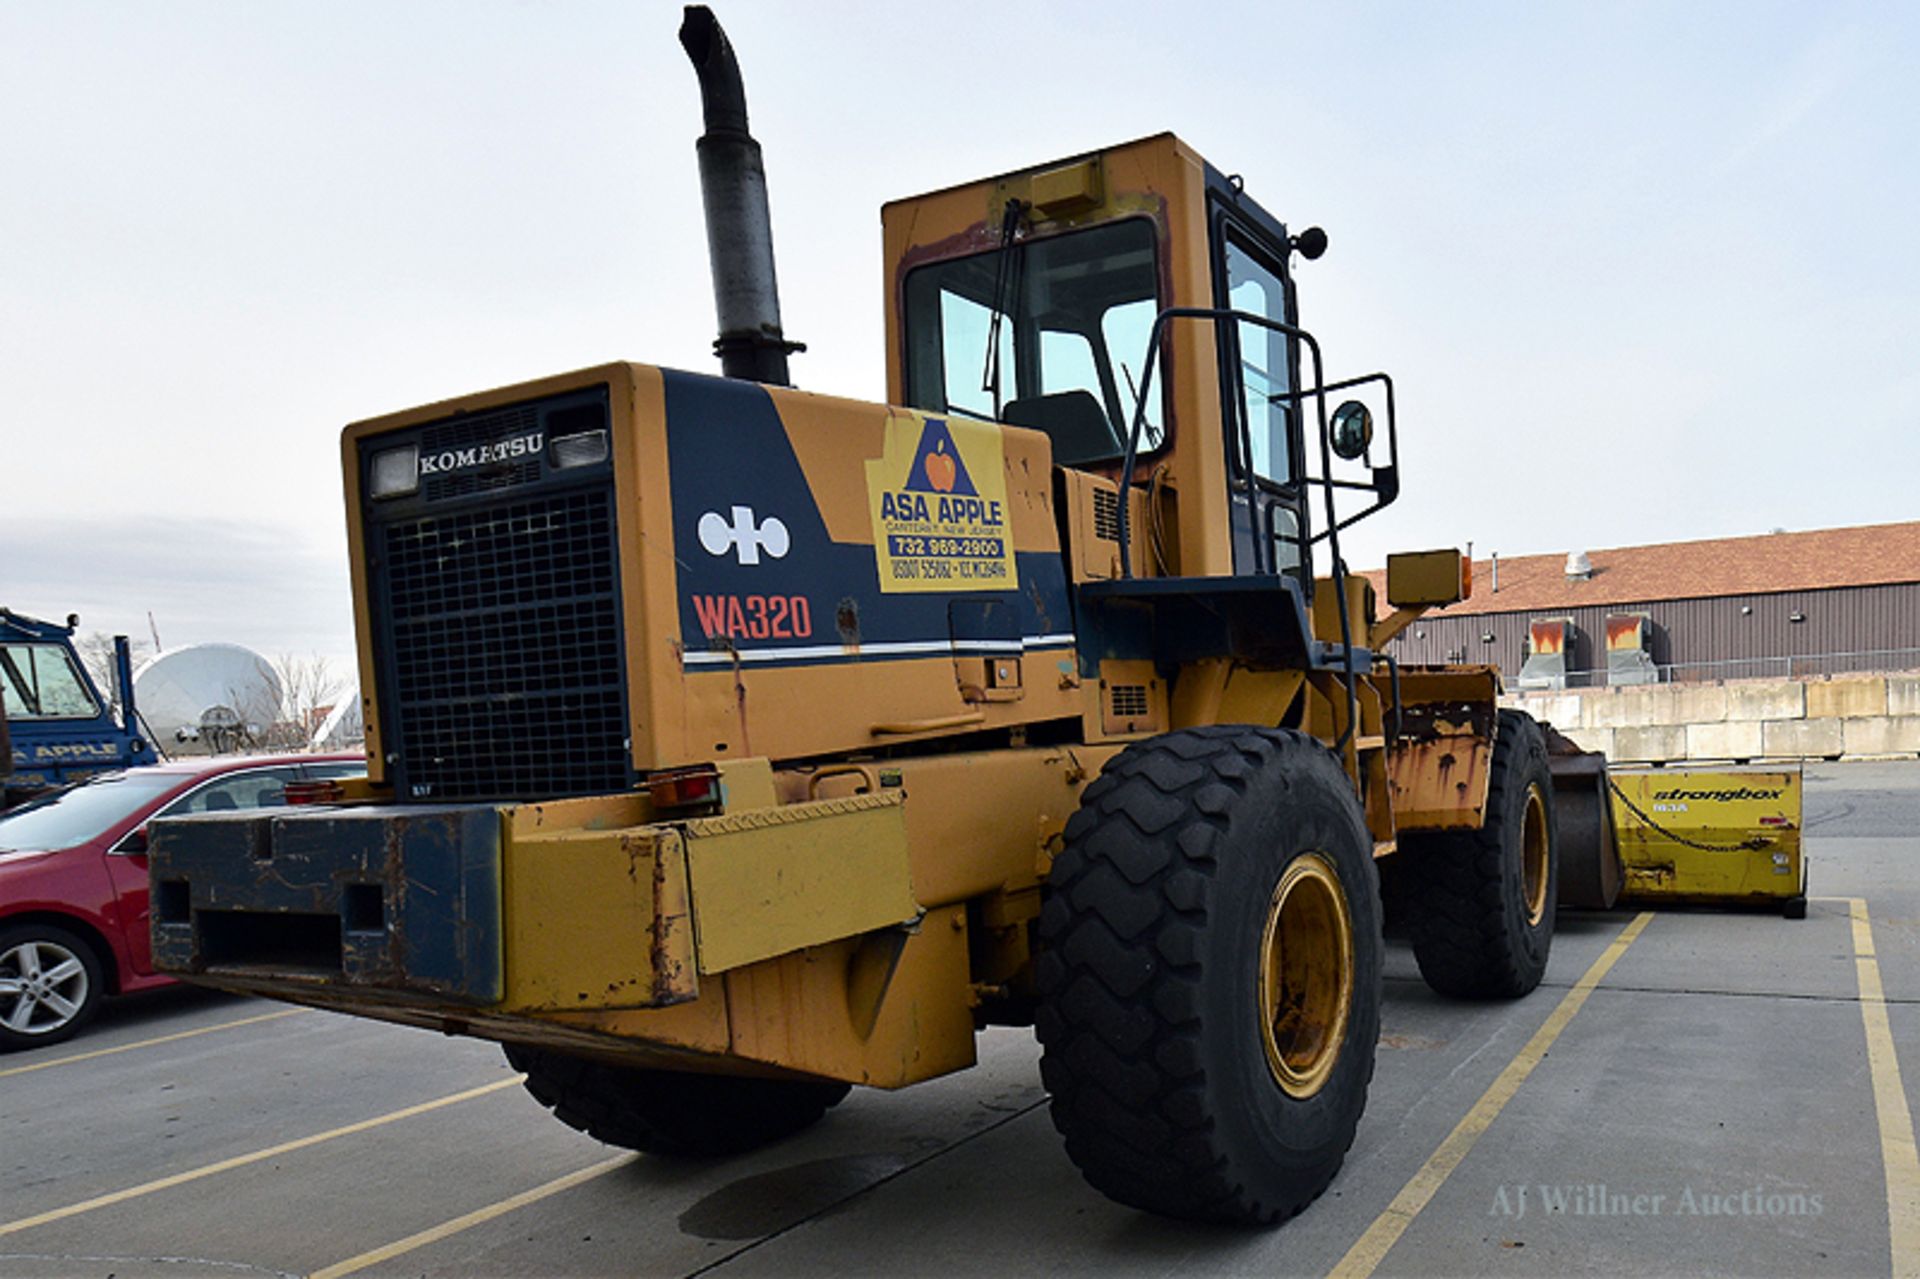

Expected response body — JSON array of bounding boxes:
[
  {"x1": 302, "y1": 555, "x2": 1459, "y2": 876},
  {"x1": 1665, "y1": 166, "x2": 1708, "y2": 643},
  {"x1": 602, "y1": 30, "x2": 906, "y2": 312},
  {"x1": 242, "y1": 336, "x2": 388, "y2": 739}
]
[
  {"x1": 1027, "y1": 580, "x2": 1054, "y2": 633},
  {"x1": 1627, "y1": 863, "x2": 1677, "y2": 888},
  {"x1": 648, "y1": 838, "x2": 671, "y2": 1003},
  {"x1": 726, "y1": 648, "x2": 752, "y2": 757},
  {"x1": 836, "y1": 597, "x2": 861, "y2": 646}
]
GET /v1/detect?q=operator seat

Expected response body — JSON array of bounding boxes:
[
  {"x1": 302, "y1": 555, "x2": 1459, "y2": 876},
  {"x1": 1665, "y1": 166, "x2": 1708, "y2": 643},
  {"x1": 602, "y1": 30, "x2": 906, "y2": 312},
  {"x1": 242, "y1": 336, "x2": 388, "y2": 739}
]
[{"x1": 1001, "y1": 390, "x2": 1123, "y2": 466}]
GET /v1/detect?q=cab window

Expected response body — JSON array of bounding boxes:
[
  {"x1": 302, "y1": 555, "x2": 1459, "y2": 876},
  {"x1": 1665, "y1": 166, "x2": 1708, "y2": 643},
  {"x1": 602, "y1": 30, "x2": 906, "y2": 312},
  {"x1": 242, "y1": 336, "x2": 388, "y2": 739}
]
[
  {"x1": 0, "y1": 643, "x2": 101, "y2": 720},
  {"x1": 1222, "y1": 236, "x2": 1294, "y2": 485},
  {"x1": 903, "y1": 218, "x2": 1163, "y2": 465}
]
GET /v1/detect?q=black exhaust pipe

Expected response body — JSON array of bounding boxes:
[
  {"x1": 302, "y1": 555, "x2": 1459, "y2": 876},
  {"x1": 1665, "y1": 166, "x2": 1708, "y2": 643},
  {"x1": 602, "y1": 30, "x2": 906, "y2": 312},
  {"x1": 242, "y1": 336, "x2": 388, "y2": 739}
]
[{"x1": 680, "y1": 6, "x2": 801, "y2": 386}]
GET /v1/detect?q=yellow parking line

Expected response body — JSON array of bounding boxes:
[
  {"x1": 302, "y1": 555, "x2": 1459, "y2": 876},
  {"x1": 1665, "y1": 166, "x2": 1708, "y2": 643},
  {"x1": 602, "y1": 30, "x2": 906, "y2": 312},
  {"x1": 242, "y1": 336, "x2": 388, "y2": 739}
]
[
  {"x1": 309, "y1": 1153, "x2": 636, "y2": 1279},
  {"x1": 1839, "y1": 896, "x2": 1920, "y2": 1276},
  {"x1": 1329, "y1": 911, "x2": 1654, "y2": 1279},
  {"x1": 0, "y1": 1007, "x2": 308, "y2": 1079},
  {"x1": 0, "y1": 1076, "x2": 524, "y2": 1238}
]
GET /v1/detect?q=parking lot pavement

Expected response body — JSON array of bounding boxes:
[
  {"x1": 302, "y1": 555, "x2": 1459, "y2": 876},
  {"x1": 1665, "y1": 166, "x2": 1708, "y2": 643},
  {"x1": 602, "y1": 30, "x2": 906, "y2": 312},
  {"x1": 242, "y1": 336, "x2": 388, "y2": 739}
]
[{"x1": 2, "y1": 760, "x2": 1915, "y2": 1278}]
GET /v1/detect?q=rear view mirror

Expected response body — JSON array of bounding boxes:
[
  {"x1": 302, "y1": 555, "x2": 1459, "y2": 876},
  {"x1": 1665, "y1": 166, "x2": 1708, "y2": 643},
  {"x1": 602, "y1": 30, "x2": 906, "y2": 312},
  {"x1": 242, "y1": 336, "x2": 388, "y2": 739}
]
[{"x1": 1330, "y1": 400, "x2": 1373, "y2": 461}]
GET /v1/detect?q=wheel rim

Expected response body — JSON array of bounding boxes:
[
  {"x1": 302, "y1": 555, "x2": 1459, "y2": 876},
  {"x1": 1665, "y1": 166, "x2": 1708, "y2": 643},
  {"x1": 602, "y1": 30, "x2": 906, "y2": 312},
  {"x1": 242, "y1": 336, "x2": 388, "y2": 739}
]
[
  {"x1": 1257, "y1": 852, "x2": 1354, "y2": 1100},
  {"x1": 1522, "y1": 783, "x2": 1550, "y2": 926},
  {"x1": 0, "y1": 938, "x2": 91, "y2": 1037}
]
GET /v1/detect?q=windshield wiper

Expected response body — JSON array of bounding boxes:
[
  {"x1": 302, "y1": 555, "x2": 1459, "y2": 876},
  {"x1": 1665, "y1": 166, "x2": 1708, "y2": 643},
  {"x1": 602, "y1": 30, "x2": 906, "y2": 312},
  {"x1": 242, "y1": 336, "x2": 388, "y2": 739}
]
[{"x1": 979, "y1": 199, "x2": 1027, "y2": 418}]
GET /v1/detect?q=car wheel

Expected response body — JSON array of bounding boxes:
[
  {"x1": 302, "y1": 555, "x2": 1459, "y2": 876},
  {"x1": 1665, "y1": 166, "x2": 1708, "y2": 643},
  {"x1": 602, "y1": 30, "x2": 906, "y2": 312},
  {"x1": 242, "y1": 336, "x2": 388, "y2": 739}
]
[{"x1": 0, "y1": 923, "x2": 106, "y2": 1051}]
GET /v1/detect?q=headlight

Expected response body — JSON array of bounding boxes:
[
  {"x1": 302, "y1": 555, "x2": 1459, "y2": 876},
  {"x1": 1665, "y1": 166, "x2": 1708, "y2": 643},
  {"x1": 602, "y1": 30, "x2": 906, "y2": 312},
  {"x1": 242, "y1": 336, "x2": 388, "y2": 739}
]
[
  {"x1": 368, "y1": 445, "x2": 419, "y2": 499},
  {"x1": 550, "y1": 429, "x2": 609, "y2": 469}
]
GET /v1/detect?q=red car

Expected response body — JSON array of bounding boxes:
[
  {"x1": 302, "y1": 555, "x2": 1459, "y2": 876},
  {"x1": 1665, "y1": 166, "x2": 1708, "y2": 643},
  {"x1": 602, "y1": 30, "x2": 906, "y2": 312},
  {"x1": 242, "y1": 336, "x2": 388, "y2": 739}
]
[{"x1": 0, "y1": 753, "x2": 364, "y2": 1050}]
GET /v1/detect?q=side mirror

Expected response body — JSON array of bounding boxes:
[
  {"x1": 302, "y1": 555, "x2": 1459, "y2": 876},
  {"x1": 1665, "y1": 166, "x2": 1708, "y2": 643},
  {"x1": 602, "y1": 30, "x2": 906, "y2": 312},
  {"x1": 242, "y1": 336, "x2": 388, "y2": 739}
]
[{"x1": 1330, "y1": 400, "x2": 1373, "y2": 461}]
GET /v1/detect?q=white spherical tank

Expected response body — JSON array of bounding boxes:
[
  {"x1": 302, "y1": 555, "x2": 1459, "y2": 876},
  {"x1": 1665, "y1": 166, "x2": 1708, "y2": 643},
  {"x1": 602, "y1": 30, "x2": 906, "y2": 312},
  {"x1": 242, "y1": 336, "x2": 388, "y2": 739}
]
[{"x1": 133, "y1": 644, "x2": 283, "y2": 747}]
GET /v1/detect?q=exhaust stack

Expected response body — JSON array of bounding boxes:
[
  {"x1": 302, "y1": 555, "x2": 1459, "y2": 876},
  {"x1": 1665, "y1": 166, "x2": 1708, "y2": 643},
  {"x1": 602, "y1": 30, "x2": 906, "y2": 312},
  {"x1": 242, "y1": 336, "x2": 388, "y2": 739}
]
[{"x1": 680, "y1": 6, "x2": 801, "y2": 386}]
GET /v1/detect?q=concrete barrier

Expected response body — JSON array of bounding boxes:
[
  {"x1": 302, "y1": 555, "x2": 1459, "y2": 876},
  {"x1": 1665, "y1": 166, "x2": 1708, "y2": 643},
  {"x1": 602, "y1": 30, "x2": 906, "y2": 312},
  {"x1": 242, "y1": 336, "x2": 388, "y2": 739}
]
[{"x1": 1505, "y1": 671, "x2": 1920, "y2": 764}]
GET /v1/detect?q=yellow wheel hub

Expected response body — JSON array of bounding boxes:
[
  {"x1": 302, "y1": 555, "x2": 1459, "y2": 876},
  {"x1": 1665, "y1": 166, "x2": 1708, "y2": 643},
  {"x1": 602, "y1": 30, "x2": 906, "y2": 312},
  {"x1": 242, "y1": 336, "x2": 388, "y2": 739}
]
[
  {"x1": 1522, "y1": 783, "x2": 1550, "y2": 926},
  {"x1": 1257, "y1": 853, "x2": 1354, "y2": 1100}
]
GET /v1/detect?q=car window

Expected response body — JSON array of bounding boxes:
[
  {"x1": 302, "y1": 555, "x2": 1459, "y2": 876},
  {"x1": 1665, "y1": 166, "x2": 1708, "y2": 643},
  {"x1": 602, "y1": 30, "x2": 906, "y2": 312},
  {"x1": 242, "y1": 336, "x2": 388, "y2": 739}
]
[
  {"x1": 0, "y1": 771, "x2": 180, "y2": 850},
  {"x1": 157, "y1": 767, "x2": 303, "y2": 817},
  {"x1": 302, "y1": 761, "x2": 369, "y2": 781}
]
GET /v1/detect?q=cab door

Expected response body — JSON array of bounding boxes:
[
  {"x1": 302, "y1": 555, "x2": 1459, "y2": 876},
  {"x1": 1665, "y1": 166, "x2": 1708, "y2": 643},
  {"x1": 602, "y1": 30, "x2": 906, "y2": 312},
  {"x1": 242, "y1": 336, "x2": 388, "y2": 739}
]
[{"x1": 1210, "y1": 206, "x2": 1312, "y2": 585}]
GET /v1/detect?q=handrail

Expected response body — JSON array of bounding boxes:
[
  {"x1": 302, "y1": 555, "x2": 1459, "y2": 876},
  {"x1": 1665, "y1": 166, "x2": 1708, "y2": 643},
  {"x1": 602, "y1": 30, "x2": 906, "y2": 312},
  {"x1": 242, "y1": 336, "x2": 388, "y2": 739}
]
[
  {"x1": 1114, "y1": 305, "x2": 1401, "y2": 753},
  {"x1": 870, "y1": 712, "x2": 986, "y2": 737}
]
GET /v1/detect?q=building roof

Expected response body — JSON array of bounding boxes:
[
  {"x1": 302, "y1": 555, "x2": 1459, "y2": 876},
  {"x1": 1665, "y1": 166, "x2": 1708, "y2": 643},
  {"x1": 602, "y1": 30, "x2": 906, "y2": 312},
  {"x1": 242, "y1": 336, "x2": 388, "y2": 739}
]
[{"x1": 1366, "y1": 520, "x2": 1920, "y2": 619}]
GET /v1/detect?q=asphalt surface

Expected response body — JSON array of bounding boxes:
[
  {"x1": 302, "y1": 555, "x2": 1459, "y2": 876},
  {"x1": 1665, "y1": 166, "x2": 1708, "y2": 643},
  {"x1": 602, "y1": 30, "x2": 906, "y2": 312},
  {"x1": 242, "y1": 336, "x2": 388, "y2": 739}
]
[{"x1": 2, "y1": 759, "x2": 1916, "y2": 1277}]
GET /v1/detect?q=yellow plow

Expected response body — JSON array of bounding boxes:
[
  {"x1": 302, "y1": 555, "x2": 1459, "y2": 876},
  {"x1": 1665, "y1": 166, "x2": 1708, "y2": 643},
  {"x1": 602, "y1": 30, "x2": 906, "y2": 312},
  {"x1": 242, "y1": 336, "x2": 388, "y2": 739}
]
[{"x1": 1547, "y1": 725, "x2": 1806, "y2": 919}]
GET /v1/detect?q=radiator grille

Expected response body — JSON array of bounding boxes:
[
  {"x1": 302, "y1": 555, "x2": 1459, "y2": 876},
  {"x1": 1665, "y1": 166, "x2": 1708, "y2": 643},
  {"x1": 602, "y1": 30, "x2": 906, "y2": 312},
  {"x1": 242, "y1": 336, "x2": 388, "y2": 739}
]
[
  {"x1": 1092, "y1": 486, "x2": 1121, "y2": 542},
  {"x1": 420, "y1": 406, "x2": 543, "y2": 502},
  {"x1": 379, "y1": 487, "x2": 628, "y2": 800}
]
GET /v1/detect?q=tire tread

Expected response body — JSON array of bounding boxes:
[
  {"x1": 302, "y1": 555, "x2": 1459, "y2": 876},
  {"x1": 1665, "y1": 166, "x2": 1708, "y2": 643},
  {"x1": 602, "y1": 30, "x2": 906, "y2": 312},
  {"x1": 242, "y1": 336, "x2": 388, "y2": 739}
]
[
  {"x1": 505, "y1": 1044, "x2": 849, "y2": 1157},
  {"x1": 1036, "y1": 726, "x2": 1380, "y2": 1225},
  {"x1": 1403, "y1": 710, "x2": 1554, "y2": 998}
]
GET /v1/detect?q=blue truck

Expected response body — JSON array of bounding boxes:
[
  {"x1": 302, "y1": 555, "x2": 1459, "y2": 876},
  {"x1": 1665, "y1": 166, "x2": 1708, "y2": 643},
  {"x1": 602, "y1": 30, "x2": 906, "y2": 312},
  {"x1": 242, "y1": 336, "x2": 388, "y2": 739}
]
[{"x1": 0, "y1": 608, "x2": 157, "y2": 809}]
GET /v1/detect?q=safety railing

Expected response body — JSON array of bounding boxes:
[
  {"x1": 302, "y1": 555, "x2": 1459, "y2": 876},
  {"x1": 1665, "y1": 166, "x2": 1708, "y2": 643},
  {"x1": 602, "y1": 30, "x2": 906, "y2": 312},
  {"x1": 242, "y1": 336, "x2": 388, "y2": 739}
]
[{"x1": 1509, "y1": 647, "x2": 1920, "y2": 690}]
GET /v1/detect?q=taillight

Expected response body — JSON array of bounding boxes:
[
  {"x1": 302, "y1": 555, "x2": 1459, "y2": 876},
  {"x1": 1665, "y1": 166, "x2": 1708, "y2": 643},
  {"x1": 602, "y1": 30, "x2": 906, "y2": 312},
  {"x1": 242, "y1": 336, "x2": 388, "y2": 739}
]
[{"x1": 647, "y1": 765, "x2": 723, "y2": 814}]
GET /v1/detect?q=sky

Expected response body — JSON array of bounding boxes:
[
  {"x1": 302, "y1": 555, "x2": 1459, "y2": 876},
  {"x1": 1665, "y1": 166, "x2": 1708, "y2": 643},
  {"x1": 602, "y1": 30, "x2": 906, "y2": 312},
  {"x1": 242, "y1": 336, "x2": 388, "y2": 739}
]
[{"x1": 3, "y1": 0, "x2": 1916, "y2": 680}]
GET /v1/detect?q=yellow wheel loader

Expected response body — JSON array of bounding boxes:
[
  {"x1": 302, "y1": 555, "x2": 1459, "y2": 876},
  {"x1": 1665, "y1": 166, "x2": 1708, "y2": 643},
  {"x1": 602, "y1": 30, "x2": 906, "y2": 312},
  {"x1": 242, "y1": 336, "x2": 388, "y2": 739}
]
[{"x1": 146, "y1": 7, "x2": 1797, "y2": 1227}]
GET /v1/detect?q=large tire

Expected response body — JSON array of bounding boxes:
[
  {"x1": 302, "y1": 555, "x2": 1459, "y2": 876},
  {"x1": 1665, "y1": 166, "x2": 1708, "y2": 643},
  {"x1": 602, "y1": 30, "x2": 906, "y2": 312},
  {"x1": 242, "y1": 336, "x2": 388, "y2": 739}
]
[
  {"x1": 1035, "y1": 726, "x2": 1383, "y2": 1225},
  {"x1": 0, "y1": 922, "x2": 106, "y2": 1051},
  {"x1": 503, "y1": 1044, "x2": 851, "y2": 1157},
  {"x1": 1404, "y1": 709, "x2": 1558, "y2": 999}
]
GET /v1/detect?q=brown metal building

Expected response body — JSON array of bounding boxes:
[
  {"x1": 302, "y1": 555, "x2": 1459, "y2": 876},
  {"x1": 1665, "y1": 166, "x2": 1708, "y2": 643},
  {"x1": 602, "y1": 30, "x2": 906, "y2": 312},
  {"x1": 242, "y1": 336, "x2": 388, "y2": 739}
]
[{"x1": 1370, "y1": 520, "x2": 1920, "y2": 686}]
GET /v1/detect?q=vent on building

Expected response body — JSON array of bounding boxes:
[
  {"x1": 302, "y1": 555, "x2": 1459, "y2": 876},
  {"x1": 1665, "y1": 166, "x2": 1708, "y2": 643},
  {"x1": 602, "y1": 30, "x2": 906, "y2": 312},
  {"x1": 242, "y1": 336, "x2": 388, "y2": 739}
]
[{"x1": 1565, "y1": 550, "x2": 1593, "y2": 581}]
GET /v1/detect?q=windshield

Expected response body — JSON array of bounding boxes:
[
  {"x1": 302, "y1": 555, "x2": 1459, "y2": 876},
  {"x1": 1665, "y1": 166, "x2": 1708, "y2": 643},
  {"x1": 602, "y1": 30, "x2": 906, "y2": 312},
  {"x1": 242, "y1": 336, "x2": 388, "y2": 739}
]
[
  {"x1": 0, "y1": 771, "x2": 181, "y2": 851},
  {"x1": 902, "y1": 217, "x2": 1162, "y2": 466}
]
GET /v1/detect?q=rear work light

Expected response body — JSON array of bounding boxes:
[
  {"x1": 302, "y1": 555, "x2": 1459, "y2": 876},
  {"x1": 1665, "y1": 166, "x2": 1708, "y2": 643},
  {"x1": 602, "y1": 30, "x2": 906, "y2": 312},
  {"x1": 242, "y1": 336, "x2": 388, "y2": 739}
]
[
  {"x1": 368, "y1": 444, "x2": 420, "y2": 499},
  {"x1": 550, "y1": 428, "x2": 610, "y2": 469}
]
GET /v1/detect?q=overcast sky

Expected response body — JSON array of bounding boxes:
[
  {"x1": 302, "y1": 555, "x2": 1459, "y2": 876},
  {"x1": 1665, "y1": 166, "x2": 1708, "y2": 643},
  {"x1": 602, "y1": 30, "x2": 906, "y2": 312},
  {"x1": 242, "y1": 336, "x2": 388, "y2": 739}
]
[{"x1": 3, "y1": 0, "x2": 1915, "y2": 677}]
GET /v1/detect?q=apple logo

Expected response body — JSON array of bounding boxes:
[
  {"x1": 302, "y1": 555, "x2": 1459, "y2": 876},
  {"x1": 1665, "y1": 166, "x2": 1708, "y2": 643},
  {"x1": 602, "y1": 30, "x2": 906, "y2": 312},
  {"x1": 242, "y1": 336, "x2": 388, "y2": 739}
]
[{"x1": 926, "y1": 440, "x2": 958, "y2": 493}]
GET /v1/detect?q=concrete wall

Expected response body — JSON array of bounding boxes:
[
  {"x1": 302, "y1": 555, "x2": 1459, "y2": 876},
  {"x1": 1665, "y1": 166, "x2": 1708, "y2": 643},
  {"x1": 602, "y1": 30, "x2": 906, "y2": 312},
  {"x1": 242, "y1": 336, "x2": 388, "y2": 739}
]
[{"x1": 1506, "y1": 673, "x2": 1920, "y2": 764}]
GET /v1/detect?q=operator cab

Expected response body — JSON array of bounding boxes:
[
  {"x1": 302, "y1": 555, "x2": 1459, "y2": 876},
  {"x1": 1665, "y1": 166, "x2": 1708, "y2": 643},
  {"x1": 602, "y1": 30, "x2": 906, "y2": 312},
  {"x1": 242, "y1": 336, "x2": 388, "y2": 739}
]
[{"x1": 884, "y1": 134, "x2": 1369, "y2": 590}]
